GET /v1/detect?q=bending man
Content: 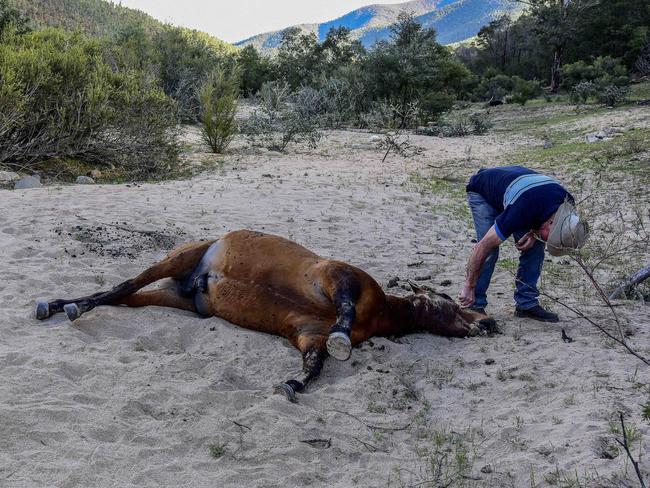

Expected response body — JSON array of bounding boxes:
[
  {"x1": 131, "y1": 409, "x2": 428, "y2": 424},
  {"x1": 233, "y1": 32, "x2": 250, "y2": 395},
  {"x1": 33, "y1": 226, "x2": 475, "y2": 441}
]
[{"x1": 458, "y1": 165, "x2": 588, "y2": 322}]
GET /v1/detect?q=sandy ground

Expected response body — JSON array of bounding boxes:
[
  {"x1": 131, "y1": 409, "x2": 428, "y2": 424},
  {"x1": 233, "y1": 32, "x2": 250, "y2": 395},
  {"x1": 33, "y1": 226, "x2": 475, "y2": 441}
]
[{"x1": 1, "y1": 112, "x2": 650, "y2": 487}]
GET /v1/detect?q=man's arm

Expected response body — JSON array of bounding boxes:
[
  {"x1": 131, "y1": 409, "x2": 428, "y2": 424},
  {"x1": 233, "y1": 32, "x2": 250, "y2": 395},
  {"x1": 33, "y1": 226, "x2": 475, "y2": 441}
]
[{"x1": 458, "y1": 225, "x2": 503, "y2": 308}]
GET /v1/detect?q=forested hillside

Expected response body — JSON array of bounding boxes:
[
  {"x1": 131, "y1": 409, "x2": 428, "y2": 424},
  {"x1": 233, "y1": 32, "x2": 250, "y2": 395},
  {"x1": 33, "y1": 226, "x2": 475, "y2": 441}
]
[{"x1": 7, "y1": 0, "x2": 160, "y2": 38}]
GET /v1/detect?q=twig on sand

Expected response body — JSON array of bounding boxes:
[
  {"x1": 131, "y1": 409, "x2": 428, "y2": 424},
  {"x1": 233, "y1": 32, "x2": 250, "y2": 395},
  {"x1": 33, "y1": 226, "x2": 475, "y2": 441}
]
[
  {"x1": 615, "y1": 412, "x2": 647, "y2": 488},
  {"x1": 231, "y1": 420, "x2": 251, "y2": 430},
  {"x1": 511, "y1": 262, "x2": 650, "y2": 366},
  {"x1": 353, "y1": 436, "x2": 386, "y2": 453}
]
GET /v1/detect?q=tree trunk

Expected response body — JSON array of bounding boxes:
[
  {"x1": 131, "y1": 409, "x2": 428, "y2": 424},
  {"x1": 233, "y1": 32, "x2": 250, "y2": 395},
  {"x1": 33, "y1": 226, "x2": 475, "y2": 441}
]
[{"x1": 550, "y1": 48, "x2": 562, "y2": 93}]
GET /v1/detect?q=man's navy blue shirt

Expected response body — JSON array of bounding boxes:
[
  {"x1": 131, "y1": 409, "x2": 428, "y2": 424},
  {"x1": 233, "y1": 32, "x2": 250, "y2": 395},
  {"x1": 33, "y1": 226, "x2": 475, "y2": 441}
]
[{"x1": 466, "y1": 166, "x2": 573, "y2": 240}]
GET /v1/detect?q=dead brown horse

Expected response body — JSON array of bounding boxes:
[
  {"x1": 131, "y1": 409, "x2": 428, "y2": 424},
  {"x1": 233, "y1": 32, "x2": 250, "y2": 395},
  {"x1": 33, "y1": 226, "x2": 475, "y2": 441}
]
[{"x1": 36, "y1": 230, "x2": 494, "y2": 401}]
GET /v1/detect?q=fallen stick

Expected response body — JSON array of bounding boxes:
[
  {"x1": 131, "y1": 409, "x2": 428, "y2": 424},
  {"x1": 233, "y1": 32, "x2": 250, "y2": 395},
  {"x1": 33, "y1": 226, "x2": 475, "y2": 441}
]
[{"x1": 609, "y1": 264, "x2": 650, "y2": 299}]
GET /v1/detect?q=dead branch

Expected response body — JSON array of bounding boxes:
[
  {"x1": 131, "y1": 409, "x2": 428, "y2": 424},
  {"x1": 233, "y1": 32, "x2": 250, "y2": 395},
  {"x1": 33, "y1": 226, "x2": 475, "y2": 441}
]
[
  {"x1": 536, "y1": 286, "x2": 650, "y2": 366},
  {"x1": 614, "y1": 412, "x2": 647, "y2": 488},
  {"x1": 609, "y1": 264, "x2": 650, "y2": 300}
]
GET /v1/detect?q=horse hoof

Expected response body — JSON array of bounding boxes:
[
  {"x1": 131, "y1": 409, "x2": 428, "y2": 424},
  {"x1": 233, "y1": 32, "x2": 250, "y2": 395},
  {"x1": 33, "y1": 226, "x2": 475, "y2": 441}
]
[
  {"x1": 35, "y1": 300, "x2": 51, "y2": 320},
  {"x1": 479, "y1": 318, "x2": 500, "y2": 335},
  {"x1": 63, "y1": 303, "x2": 81, "y2": 322},
  {"x1": 274, "y1": 383, "x2": 297, "y2": 403},
  {"x1": 326, "y1": 332, "x2": 351, "y2": 361}
]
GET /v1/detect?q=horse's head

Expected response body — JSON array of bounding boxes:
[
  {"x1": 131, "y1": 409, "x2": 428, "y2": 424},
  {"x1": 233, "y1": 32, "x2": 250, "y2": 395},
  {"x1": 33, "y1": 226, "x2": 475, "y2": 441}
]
[{"x1": 406, "y1": 281, "x2": 497, "y2": 337}]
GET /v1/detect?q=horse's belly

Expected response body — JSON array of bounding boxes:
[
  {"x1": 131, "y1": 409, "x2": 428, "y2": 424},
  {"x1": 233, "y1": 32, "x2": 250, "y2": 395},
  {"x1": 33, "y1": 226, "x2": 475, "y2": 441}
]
[{"x1": 199, "y1": 277, "x2": 334, "y2": 339}]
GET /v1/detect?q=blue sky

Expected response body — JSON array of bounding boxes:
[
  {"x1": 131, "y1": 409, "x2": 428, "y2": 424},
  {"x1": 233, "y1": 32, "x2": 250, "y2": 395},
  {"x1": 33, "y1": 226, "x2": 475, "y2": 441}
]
[{"x1": 118, "y1": 0, "x2": 412, "y2": 43}]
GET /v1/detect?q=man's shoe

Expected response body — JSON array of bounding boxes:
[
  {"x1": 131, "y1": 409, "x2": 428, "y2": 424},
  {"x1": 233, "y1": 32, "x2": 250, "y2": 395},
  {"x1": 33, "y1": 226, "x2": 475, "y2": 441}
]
[{"x1": 515, "y1": 305, "x2": 559, "y2": 323}]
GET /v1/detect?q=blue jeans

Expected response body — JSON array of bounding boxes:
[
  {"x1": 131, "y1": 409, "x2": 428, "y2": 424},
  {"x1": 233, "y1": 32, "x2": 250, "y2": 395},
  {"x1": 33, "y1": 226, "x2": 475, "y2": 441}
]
[{"x1": 467, "y1": 192, "x2": 545, "y2": 310}]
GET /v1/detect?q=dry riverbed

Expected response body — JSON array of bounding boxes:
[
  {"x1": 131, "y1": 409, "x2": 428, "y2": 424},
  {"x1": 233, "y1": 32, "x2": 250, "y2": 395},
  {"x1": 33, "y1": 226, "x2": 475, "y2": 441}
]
[{"x1": 1, "y1": 101, "x2": 649, "y2": 487}]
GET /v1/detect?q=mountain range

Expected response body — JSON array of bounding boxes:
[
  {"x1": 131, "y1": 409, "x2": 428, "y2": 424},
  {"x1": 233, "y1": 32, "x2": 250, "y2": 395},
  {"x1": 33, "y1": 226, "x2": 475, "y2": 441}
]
[{"x1": 237, "y1": 0, "x2": 520, "y2": 52}]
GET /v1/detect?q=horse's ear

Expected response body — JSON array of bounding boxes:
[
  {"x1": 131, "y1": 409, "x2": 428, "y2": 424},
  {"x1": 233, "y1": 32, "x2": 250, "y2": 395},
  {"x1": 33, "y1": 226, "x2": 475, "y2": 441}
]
[{"x1": 407, "y1": 280, "x2": 426, "y2": 295}]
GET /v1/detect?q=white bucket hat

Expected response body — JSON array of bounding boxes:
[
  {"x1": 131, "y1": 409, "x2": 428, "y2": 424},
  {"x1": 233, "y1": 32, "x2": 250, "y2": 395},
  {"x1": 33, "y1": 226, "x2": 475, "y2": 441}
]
[{"x1": 546, "y1": 200, "x2": 589, "y2": 256}]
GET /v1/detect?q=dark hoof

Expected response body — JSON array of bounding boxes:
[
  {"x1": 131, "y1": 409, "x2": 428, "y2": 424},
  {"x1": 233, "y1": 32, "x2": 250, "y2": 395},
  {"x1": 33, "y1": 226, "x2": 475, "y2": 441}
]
[
  {"x1": 326, "y1": 332, "x2": 351, "y2": 361},
  {"x1": 35, "y1": 300, "x2": 51, "y2": 320},
  {"x1": 63, "y1": 303, "x2": 81, "y2": 322},
  {"x1": 274, "y1": 383, "x2": 297, "y2": 403},
  {"x1": 479, "y1": 318, "x2": 500, "y2": 335}
]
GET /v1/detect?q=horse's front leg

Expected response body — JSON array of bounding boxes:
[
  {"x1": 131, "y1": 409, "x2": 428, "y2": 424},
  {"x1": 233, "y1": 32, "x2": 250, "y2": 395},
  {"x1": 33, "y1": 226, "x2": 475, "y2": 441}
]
[{"x1": 275, "y1": 334, "x2": 327, "y2": 403}]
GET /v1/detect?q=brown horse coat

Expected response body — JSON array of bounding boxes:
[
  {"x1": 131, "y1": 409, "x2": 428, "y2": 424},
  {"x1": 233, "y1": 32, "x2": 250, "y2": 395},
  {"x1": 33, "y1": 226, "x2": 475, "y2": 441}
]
[{"x1": 36, "y1": 230, "x2": 493, "y2": 401}]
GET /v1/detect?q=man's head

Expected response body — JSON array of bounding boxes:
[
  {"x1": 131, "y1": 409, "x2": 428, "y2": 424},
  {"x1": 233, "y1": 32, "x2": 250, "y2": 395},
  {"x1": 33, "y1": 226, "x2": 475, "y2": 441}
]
[{"x1": 543, "y1": 201, "x2": 589, "y2": 256}]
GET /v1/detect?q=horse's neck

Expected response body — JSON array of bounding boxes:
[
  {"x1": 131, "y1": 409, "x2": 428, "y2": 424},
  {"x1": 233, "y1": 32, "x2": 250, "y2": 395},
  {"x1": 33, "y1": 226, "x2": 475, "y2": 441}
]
[{"x1": 374, "y1": 294, "x2": 416, "y2": 336}]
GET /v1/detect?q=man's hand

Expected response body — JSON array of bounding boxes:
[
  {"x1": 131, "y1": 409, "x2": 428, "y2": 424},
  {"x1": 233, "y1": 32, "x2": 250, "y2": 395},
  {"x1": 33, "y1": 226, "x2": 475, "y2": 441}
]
[
  {"x1": 458, "y1": 282, "x2": 476, "y2": 308},
  {"x1": 516, "y1": 231, "x2": 537, "y2": 252},
  {"x1": 459, "y1": 225, "x2": 503, "y2": 309}
]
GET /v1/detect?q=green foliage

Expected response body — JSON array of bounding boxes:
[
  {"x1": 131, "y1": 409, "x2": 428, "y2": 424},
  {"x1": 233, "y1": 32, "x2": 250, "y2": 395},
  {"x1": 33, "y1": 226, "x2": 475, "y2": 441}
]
[
  {"x1": 0, "y1": 27, "x2": 179, "y2": 178},
  {"x1": 429, "y1": 112, "x2": 493, "y2": 137},
  {"x1": 7, "y1": 0, "x2": 161, "y2": 39},
  {"x1": 362, "y1": 13, "x2": 467, "y2": 122},
  {"x1": 198, "y1": 69, "x2": 239, "y2": 153},
  {"x1": 569, "y1": 81, "x2": 596, "y2": 104},
  {"x1": 237, "y1": 45, "x2": 274, "y2": 96},
  {"x1": 561, "y1": 57, "x2": 629, "y2": 90},
  {"x1": 0, "y1": 0, "x2": 29, "y2": 36},
  {"x1": 275, "y1": 27, "x2": 321, "y2": 90},
  {"x1": 242, "y1": 81, "x2": 321, "y2": 152},
  {"x1": 508, "y1": 77, "x2": 542, "y2": 105},
  {"x1": 596, "y1": 85, "x2": 629, "y2": 107},
  {"x1": 156, "y1": 26, "x2": 237, "y2": 122},
  {"x1": 474, "y1": 73, "x2": 514, "y2": 101}
]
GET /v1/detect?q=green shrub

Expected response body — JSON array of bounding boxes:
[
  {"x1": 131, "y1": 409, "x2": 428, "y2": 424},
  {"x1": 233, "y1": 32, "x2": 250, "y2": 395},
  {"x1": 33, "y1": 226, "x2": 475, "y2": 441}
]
[
  {"x1": 569, "y1": 81, "x2": 597, "y2": 104},
  {"x1": 156, "y1": 26, "x2": 237, "y2": 122},
  {"x1": 0, "y1": 28, "x2": 179, "y2": 178},
  {"x1": 596, "y1": 85, "x2": 630, "y2": 106},
  {"x1": 508, "y1": 77, "x2": 542, "y2": 105},
  {"x1": 427, "y1": 112, "x2": 493, "y2": 137},
  {"x1": 474, "y1": 74, "x2": 515, "y2": 102},
  {"x1": 561, "y1": 56, "x2": 629, "y2": 91},
  {"x1": 198, "y1": 69, "x2": 239, "y2": 153},
  {"x1": 242, "y1": 81, "x2": 321, "y2": 152}
]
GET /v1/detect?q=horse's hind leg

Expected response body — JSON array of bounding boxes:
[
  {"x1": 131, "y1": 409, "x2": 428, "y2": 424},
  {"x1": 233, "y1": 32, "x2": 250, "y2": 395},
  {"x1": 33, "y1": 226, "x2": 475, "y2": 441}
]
[
  {"x1": 115, "y1": 287, "x2": 197, "y2": 312},
  {"x1": 275, "y1": 334, "x2": 327, "y2": 403},
  {"x1": 36, "y1": 240, "x2": 215, "y2": 321}
]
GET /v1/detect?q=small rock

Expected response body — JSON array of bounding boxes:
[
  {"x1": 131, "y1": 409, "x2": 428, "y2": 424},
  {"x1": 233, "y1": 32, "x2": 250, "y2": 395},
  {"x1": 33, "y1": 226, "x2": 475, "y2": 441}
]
[
  {"x1": 0, "y1": 170, "x2": 20, "y2": 184},
  {"x1": 439, "y1": 279, "x2": 452, "y2": 287},
  {"x1": 14, "y1": 175, "x2": 42, "y2": 190},
  {"x1": 543, "y1": 140, "x2": 553, "y2": 149},
  {"x1": 369, "y1": 135, "x2": 382, "y2": 143},
  {"x1": 480, "y1": 465, "x2": 493, "y2": 474},
  {"x1": 485, "y1": 358, "x2": 495, "y2": 365},
  {"x1": 90, "y1": 169, "x2": 102, "y2": 179},
  {"x1": 76, "y1": 176, "x2": 95, "y2": 184}
]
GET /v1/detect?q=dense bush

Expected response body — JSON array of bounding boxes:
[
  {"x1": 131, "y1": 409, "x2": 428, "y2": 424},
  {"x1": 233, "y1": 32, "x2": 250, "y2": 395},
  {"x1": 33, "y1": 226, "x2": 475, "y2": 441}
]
[
  {"x1": 241, "y1": 81, "x2": 321, "y2": 152},
  {"x1": 426, "y1": 112, "x2": 493, "y2": 137},
  {"x1": 569, "y1": 81, "x2": 597, "y2": 104},
  {"x1": 596, "y1": 85, "x2": 629, "y2": 107},
  {"x1": 560, "y1": 56, "x2": 629, "y2": 90},
  {"x1": 473, "y1": 73, "x2": 515, "y2": 102},
  {"x1": 0, "y1": 28, "x2": 179, "y2": 177},
  {"x1": 156, "y1": 26, "x2": 237, "y2": 122},
  {"x1": 237, "y1": 45, "x2": 275, "y2": 96},
  {"x1": 508, "y1": 77, "x2": 542, "y2": 105},
  {"x1": 198, "y1": 69, "x2": 239, "y2": 153},
  {"x1": 361, "y1": 13, "x2": 467, "y2": 122}
]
